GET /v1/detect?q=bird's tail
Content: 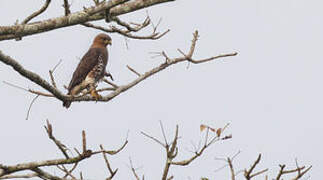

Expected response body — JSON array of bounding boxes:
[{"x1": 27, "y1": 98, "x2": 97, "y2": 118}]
[
  {"x1": 63, "y1": 92, "x2": 71, "y2": 108},
  {"x1": 63, "y1": 101, "x2": 71, "y2": 108}
]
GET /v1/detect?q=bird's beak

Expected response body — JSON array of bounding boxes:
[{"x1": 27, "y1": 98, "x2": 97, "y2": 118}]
[{"x1": 105, "y1": 40, "x2": 112, "y2": 45}]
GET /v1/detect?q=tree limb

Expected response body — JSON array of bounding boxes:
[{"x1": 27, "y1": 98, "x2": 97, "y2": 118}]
[
  {"x1": 141, "y1": 123, "x2": 231, "y2": 180},
  {"x1": 0, "y1": 173, "x2": 38, "y2": 179},
  {"x1": 0, "y1": 30, "x2": 237, "y2": 107},
  {"x1": 100, "y1": 145, "x2": 118, "y2": 180},
  {"x1": 0, "y1": 121, "x2": 127, "y2": 179},
  {"x1": 31, "y1": 167, "x2": 62, "y2": 180},
  {"x1": 0, "y1": 0, "x2": 174, "y2": 41},
  {"x1": 44, "y1": 120, "x2": 70, "y2": 159}
]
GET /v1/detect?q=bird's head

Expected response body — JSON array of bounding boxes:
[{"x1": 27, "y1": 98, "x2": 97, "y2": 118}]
[{"x1": 93, "y1": 33, "x2": 112, "y2": 47}]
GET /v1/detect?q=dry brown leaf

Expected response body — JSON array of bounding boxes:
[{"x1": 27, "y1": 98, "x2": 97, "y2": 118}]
[
  {"x1": 200, "y1": 124, "x2": 207, "y2": 132},
  {"x1": 216, "y1": 128, "x2": 222, "y2": 137}
]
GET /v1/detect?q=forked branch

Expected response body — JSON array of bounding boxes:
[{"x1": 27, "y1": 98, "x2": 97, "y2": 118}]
[
  {"x1": 215, "y1": 153, "x2": 311, "y2": 180},
  {"x1": 82, "y1": 14, "x2": 169, "y2": 40},
  {"x1": 141, "y1": 123, "x2": 232, "y2": 180},
  {"x1": 0, "y1": 0, "x2": 175, "y2": 41},
  {"x1": 244, "y1": 154, "x2": 268, "y2": 180},
  {"x1": 21, "y1": 0, "x2": 51, "y2": 25},
  {"x1": 0, "y1": 120, "x2": 127, "y2": 179},
  {"x1": 0, "y1": 30, "x2": 237, "y2": 107}
]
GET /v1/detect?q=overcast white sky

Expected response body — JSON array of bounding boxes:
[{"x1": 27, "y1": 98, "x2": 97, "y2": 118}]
[{"x1": 0, "y1": 0, "x2": 322, "y2": 179}]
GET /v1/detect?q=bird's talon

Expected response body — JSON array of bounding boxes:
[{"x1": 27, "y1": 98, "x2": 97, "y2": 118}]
[{"x1": 91, "y1": 90, "x2": 101, "y2": 101}]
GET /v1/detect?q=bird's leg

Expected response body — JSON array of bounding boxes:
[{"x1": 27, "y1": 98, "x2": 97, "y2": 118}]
[
  {"x1": 89, "y1": 84, "x2": 102, "y2": 101},
  {"x1": 104, "y1": 71, "x2": 114, "y2": 81}
]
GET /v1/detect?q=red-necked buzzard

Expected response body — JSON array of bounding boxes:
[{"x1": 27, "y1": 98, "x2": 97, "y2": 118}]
[{"x1": 63, "y1": 34, "x2": 112, "y2": 108}]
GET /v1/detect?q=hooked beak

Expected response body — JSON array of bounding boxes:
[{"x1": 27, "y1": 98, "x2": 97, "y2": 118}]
[{"x1": 105, "y1": 40, "x2": 112, "y2": 45}]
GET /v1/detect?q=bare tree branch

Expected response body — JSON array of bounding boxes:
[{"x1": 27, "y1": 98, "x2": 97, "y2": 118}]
[
  {"x1": 249, "y1": 169, "x2": 268, "y2": 179},
  {"x1": 44, "y1": 120, "x2": 70, "y2": 159},
  {"x1": 276, "y1": 163, "x2": 312, "y2": 180},
  {"x1": 141, "y1": 123, "x2": 231, "y2": 180},
  {"x1": 0, "y1": 151, "x2": 92, "y2": 177},
  {"x1": 244, "y1": 154, "x2": 268, "y2": 180},
  {"x1": 100, "y1": 145, "x2": 118, "y2": 180},
  {"x1": 26, "y1": 95, "x2": 39, "y2": 120},
  {"x1": 49, "y1": 59, "x2": 62, "y2": 89},
  {"x1": 57, "y1": 164, "x2": 78, "y2": 179},
  {"x1": 3, "y1": 81, "x2": 54, "y2": 98},
  {"x1": 0, "y1": 0, "x2": 175, "y2": 41},
  {"x1": 141, "y1": 131, "x2": 166, "y2": 148},
  {"x1": 82, "y1": 130, "x2": 87, "y2": 153},
  {"x1": 92, "y1": 136, "x2": 128, "y2": 155},
  {"x1": 170, "y1": 126, "x2": 231, "y2": 166},
  {"x1": 0, "y1": 51, "x2": 67, "y2": 100},
  {"x1": 227, "y1": 158, "x2": 235, "y2": 180},
  {"x1": 31, "y1": 167, "x2": 62, "y2": 180},
  {"x1": 102, "y1": 79, "x2": 119, "y2": 89},
  {"x1": 127, "y1": 65, "x2": 142, "y2": 77},
  {"x1": 0, "y1": 121, "x2": 128, "y2": 179},
  {"x1": 63, "y1": 0, "x2": 71, "y2": 16},
  {"x1": 129, "y1": 158, "x2": 142, "y2": 180},
  {"x1": 159, "y1": 120, "x2": 169, "y2": 146},
  {"x1": 0, "y1": 173, "x2": 38, "y2": 179},
  {"x1": 82, "y1": 16, "x2": 169, "y2": 40},
  {"x1": 0, "y1": 30, "x2": 237, "y2": 108},
  {"x1": 161, "y1": 125, "x2": 178, "y2": 180},
  {"x1": 0, "y1": 120, "x2": 312, "y2": 180},
  {"x1": 21, "y1": 0, "x2": 51, "y2": 25}
]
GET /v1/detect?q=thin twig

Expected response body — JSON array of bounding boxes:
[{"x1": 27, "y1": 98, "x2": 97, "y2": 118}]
[
  {"x1": 61, "y1": 163, "x2": 78, "y2": 179},
  {"x1": 159, "y1": 120, "x2": 169, "y2": 146},
  {"x1": 129, "y1": 158, "x2": 141, "y2": 180},
  {"x1": 171, "y1": 124, "x2": 231, "y2": 166},
  {"x1": 31, "y1": 167, "x2": 61, "y2": 180},
  {"x1": 244, "y1": 154, "x2": 262, "y2": 180},
  {"x1": 82, "y1": 19, "x2": 170, "y2": 40},
  {"x1": 102, "y1": 79, "x2": 119, "y2": 88},
  {"x1": 26, "y1": 95, "x2": 39, "y2": 120},
  {"x1": 3, "y1": 81, "x2": 29, "y2": 92},
  {"x1": 56, "y1": 165, "x2": 77, "y2": 179},
  {"x1": 49, "y1": 59, "x2": 62, "y2": 88},
  {"x1": 249, "y1": 168, "x2": 268, "y2": 179},
  {"x1": 82, "y1": 130, "x2": 86, "y2": 153},
  {"x1": 141, "y1": 131, "x2": 166, "y2": 148},
  {"x1": 21, "y1": 0, "x2": 51, "y2": 24},
  {"x1": 44, "y1": 120, "x2": 70, "y2": 159},
  {"x1": 127, "y1": 65, "x2": 141, "y2": 77},
  {"x1": 100, "y1": 145, "x2": 118, "y2": 179},
  {"x1": 63, "y1": 0, "x2": 71, "y2": 16},
  {"x1": 92, "y1": 133, "x2": 128, "y2": 155},
  {"x1": 227, "y1": 158, "x2": 235, "y2": 180}
]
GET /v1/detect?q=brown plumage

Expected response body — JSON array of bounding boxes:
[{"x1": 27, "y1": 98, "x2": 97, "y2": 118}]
[{"x1": 63, "y1": 34, "x2": 112, "y2": 108}]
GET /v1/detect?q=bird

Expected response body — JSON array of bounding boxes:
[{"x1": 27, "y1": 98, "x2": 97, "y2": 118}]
[{"x1": 63, "y1": 33, "x2": 112, "y2": 108}]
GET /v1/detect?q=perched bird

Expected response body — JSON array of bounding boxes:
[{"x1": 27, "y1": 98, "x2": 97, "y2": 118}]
[{"x1": 63, "y1": 33, "x2": 112, "y2": 108}]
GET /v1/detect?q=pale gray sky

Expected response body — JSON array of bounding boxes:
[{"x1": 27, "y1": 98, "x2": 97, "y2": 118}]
[{"x1": 0, "y1": 0, "x2": 322, "y2": 179}]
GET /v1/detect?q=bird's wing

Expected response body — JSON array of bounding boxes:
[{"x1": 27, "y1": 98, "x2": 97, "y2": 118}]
[{"x1": 67, "y1": 48, "x2": 104, "y2": 92}]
